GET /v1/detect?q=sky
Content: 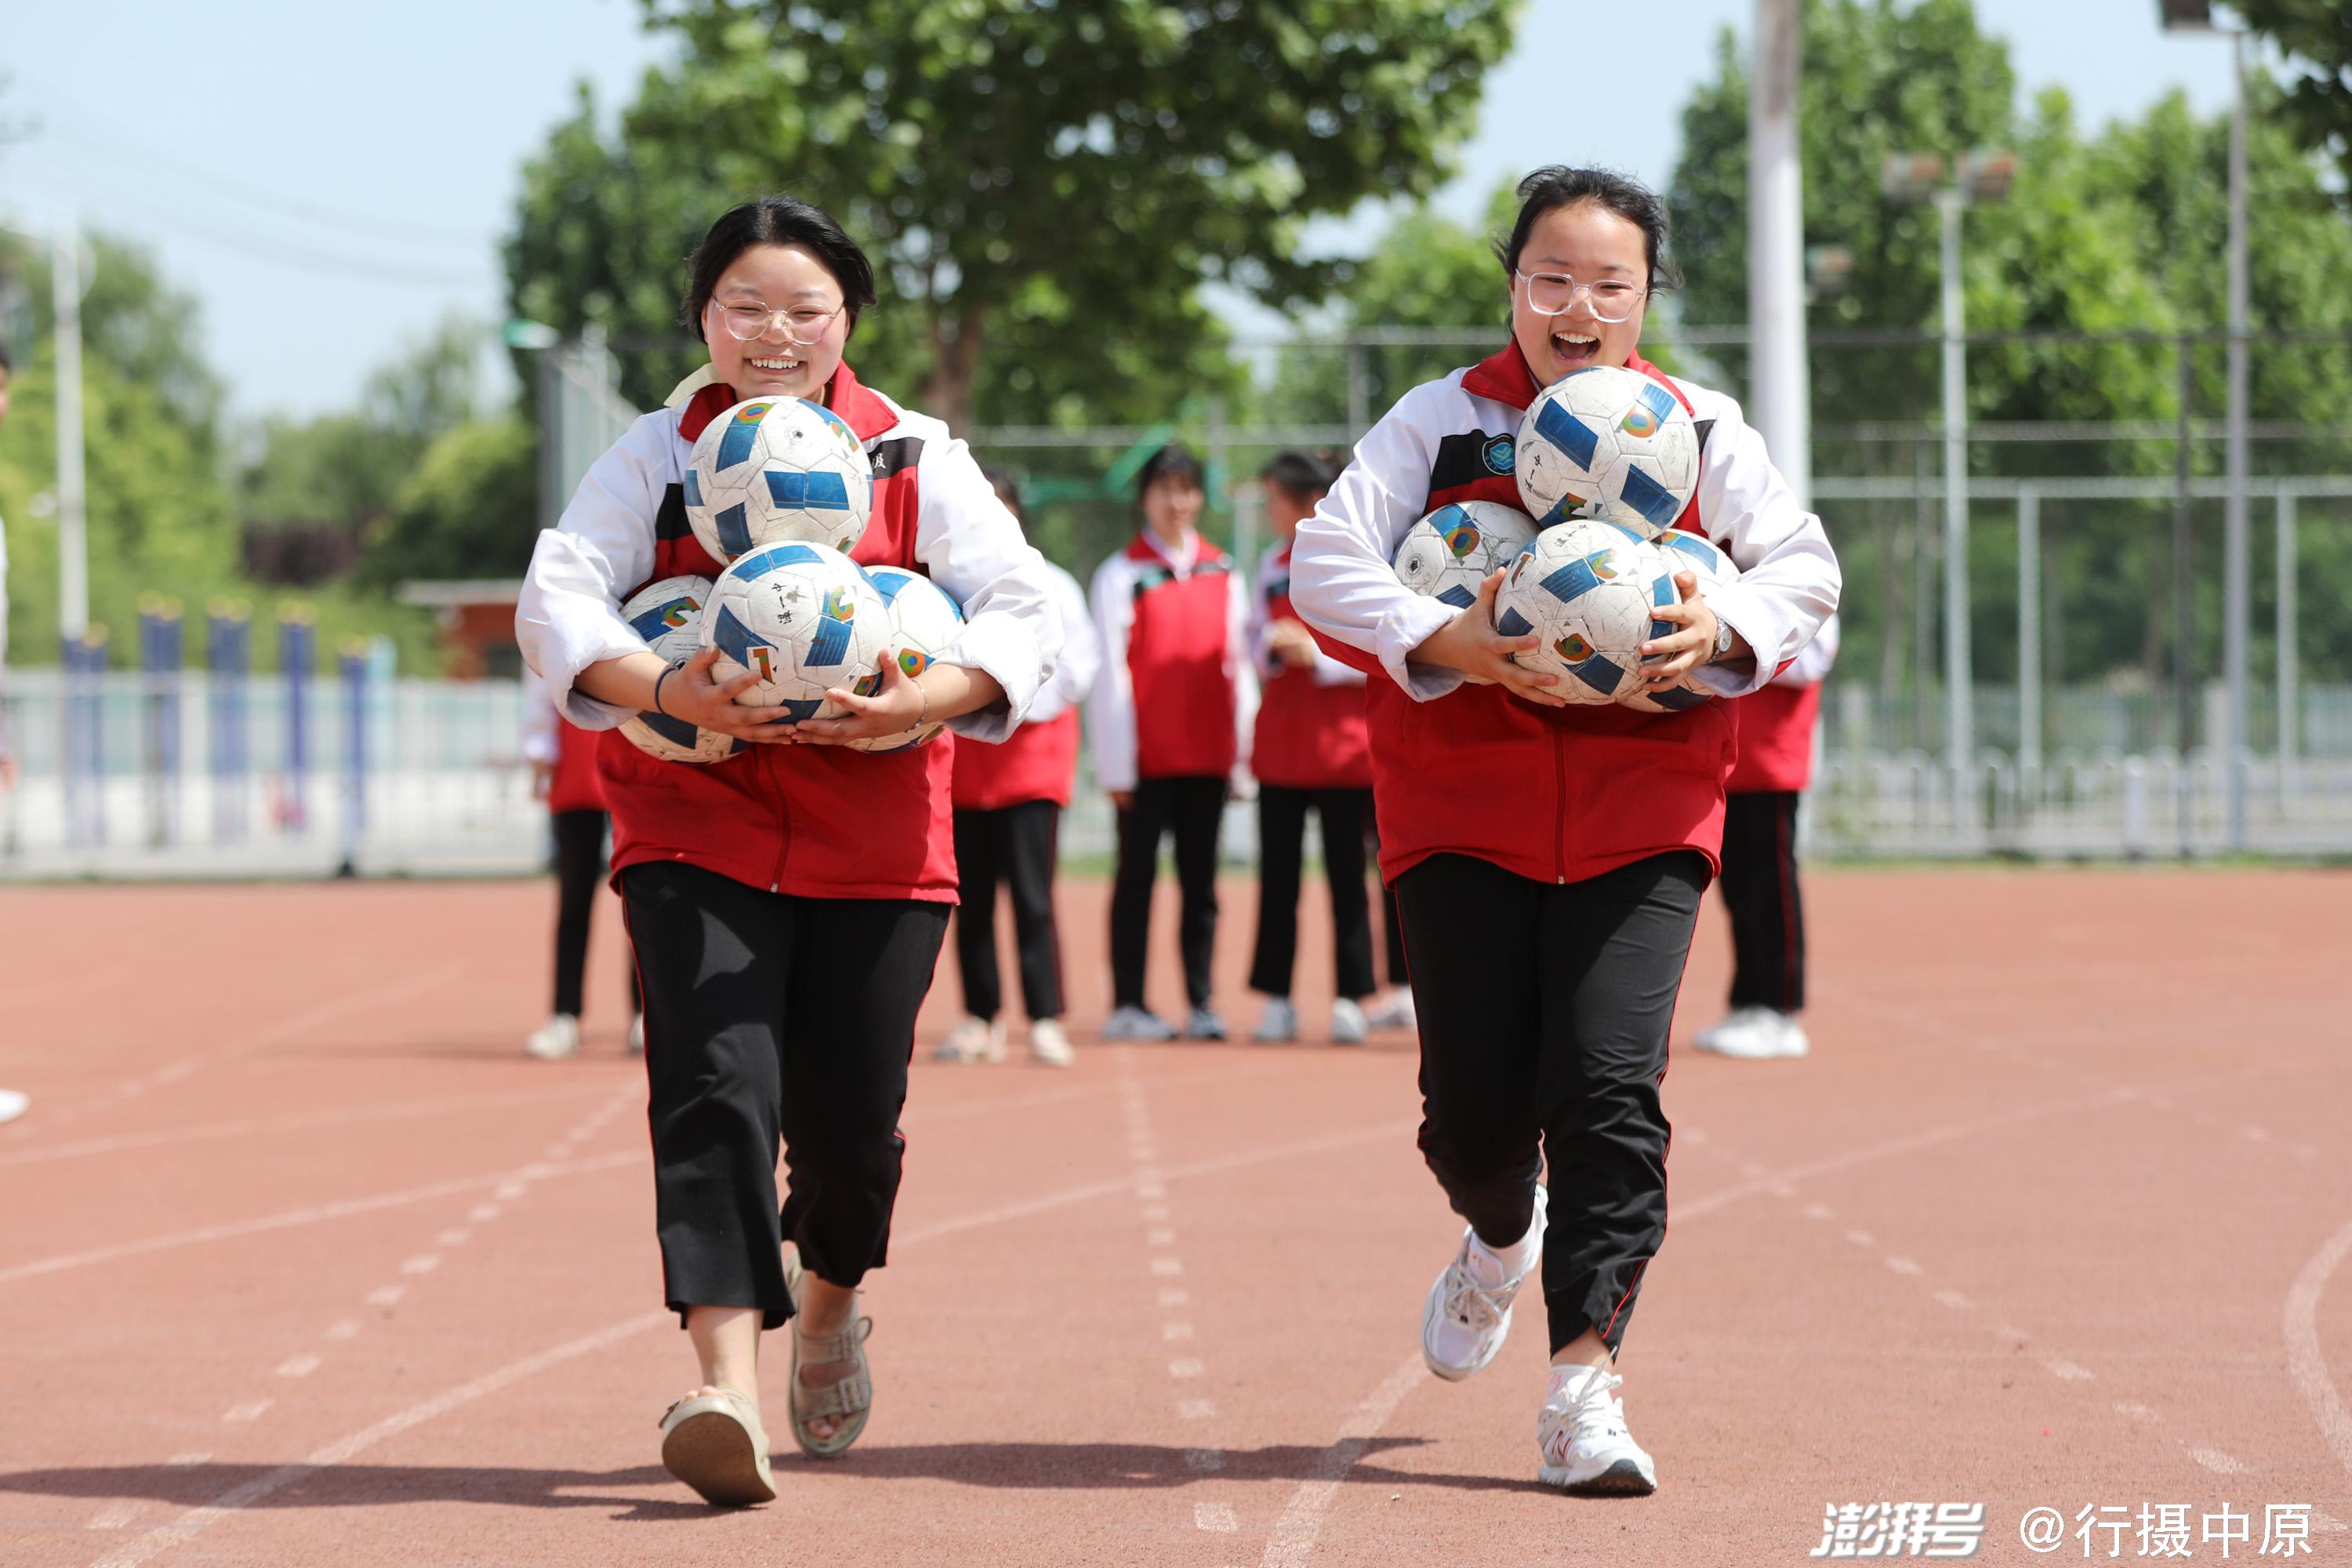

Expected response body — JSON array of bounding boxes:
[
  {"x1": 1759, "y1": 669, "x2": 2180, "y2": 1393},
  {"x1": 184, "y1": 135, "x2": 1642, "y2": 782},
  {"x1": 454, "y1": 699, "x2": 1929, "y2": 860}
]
[{"x1": 0, "y1": 0, "x2": 2248, "y2": 423}]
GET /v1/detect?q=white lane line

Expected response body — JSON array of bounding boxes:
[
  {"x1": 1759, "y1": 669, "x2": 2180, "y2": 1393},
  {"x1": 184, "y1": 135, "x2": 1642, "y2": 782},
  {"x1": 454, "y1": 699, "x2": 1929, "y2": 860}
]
[
  {"x1": 2282, "y1": 1212, "x2": 2352, "y2": 1483},
  {"x1": 2114, "y1": 1401, "x2": 2160, "y2": 1422},
  {"x1": 1844, "y1": 1229, "x2": 1875, "y2": 1248},
  {"x1": 398, "y1": 1255, "x2": 441, "y2": 1276},
  {"x1": 1933, "y1": 1290, "x2": 1972, "y2": 1310},
  {"x1": 1178, "y1": 1399, "x2": 1217, "y2": 1420},
  {"x1": 220, "y1": 1401, "x2": 271, "y2": 1424},
  {"x1": 1884, "y1": 1256, "x2": 1922, "y2": 1276},
  {"x1": 324, "y1": 1320, "x2": 359, "y2": 1341},
  {"x1": 163, "y1": 1455, "x2": 209, "y2": 1468},
  {"x1": 1160, "y1": 1289, "x2": 1189, "y2": 1308},
  {"x1": 495, "y1": 1181, "x2": 529, "y2": 1201},
  {"x1": 90, "y1": 1312, "x2": 666, "y2": 1568},
  {"x1": 1195, "y1": 1502, "x2": 1239, "y2": 1532},
  {"x1": 1151, "y1": 1258, "x2": 1185, "y2": 1278},
  {"x1": 0, "y1": 1151, "x2": 641, "y2": 1287},
  {"x1": 363, "y1": 1287, "x2": 405, "y2": 1308},
  {"x1": 1169, "y1": 1359, "x2": 1205, "y2": 1379},
  {"x1": 1142, "y1": 1205, "x2": 1171, "y2": 1221},
  {"x1": 88, "y1": 1501, "x2": 144, "y2": 1530},
  {"x1": 1258, "y1": 1354, "x2": 1425, "y2": 1568},
  {"x1": 436, "y1": 1229, "x2": 470, "y2": 1247},
  {"x1": 2190, "y1": 1447, "x2": 2249, "y2": 1475},
  {"x1": 1164, "y1": 1323, "x2": 1195, "y2": 1341},
  {"x1": 1803, "y1": 1203, "x2": 1834, "y2": 1221},
  {"x1": 467, "y1": 1205, "x2": 499, "y2": 1223},
  {"x1": 1146, "y1": 1228, "x2": 1177, "y2": 1247},
  {"x1": 274, "y1": 1356, "x2": 321, "y2": 1379},
  {"x1": 2042, "y1": 1358, "x2": 2092, "y2": 1382}
]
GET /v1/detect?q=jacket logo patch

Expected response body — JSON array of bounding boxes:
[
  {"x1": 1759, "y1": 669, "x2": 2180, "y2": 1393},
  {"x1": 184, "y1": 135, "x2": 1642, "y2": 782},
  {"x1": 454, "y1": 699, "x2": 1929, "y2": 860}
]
[{"x1": 1482, "y1": 435, "x2": 1515, "y2": 475}]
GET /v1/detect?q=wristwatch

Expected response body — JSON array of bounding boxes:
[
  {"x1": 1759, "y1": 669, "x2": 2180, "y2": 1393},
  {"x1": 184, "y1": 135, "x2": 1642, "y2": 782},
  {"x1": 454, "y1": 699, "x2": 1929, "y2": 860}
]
[{"x1": 1710, "y1": 613, "x2": 1735, "y2": 664}]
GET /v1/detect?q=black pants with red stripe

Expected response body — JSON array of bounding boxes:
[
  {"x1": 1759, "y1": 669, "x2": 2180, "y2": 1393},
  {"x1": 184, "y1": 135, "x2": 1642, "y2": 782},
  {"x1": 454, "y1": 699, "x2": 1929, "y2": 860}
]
[
  {"x1": 1395, "y1": 850, "x2": 1708, "y2": 1356},
  {"x1": 620, "y1": 862, "x2": 948, "y2": 1330},
  {"x1": 1719, "y1": 790, "x2": 1806, "y2": 1013},
  {"x1": 1249, "y1": 785, "x2": 1377, "y2": 1000},
  {"x1": 952, "y1": 800, "x2": 1065, "y2": 1022},
  {"x1": 1110, "y1": 775, "x2": 1226, "y2": 1012}
]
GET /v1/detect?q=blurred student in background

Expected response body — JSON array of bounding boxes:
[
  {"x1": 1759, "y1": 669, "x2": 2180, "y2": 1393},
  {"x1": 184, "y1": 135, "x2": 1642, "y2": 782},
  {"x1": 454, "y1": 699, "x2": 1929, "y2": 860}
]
[
  {"x1": 938, "y1": 470, "x2": 1102, "y2": 1068},
  {"x1": 0, "y1": 344, "x2": 23, "y2": 1126},
  {"x1": 1244, "y1": 452, "x2": 1376, "y2": 1045},
  {"x1": 1088, "y1": 445, "x2": 1256, "y2": 1042},
  {"x1": 518, "y1": 670, "x2": 643, "y2": 1061},
  {"x1": 1694, "y1": 613, "x2": 1839, "y2": 1062}
]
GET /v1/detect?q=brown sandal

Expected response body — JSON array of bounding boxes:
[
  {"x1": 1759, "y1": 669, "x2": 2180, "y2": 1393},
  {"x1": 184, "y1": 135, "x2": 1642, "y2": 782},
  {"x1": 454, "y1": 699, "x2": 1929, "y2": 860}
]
[{"x1": 785, "y1": 1252, "x2": 874, "y2": 1458}]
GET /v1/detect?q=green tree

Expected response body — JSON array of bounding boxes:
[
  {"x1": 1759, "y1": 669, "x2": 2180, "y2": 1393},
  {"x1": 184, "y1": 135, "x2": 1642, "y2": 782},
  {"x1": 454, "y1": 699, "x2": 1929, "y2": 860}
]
[
  {"x1": 2235, "y1": 0, "x2": 2352, "y2": 216},
  {"x1": 508, "y1": 0, "x2": 1518, "y2": 430},
  {"x1": 358, "y1": 414, "x2": 539, "y2": 588}
]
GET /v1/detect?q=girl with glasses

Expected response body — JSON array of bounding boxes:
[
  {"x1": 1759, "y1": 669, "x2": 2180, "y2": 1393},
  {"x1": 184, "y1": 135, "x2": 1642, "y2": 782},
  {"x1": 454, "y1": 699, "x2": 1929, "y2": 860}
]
[
  {"x1": 1287, "y1": 165, "x2": 1840, "y2": 1494},
  {"x1": 517, "y1": 194, "x2": 1061, "y2": 1507}
]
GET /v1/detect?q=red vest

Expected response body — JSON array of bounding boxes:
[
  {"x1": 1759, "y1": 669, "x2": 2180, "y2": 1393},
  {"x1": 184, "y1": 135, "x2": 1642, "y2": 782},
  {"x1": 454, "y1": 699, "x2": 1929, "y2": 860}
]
[
  {"x1": 952, "y1": 707, "x2": 1080, "y2": 811},
  {"x1": 1319, "y1": 343, "x2": 1737, "y2": 887},
  {"x1": 594, "y1": 363, "x2": 960, "y2": 902},
  {"x1": 548, "y1": 717, "x2": 607, "y2": 813},
  {"x1": 1125, "y1": 535, "x2": 1239, "y2": 782},
  {"x1": 1727, "y1": 681, "x2": 1822, "y2": 793},
  {"x1": 1251, "y1": 543, "x2": 1372, "y2": 790}
]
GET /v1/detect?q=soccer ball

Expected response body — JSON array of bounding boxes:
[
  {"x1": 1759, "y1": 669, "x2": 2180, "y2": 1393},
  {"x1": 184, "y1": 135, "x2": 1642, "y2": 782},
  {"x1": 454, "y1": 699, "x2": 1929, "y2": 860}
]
[
  {"x1": 700, "y1": 542, "x2": 890, "y2": 724},
  {"x1": 1617, "y1": 532, "x2": 1744, "y2": 714},
  {"x1": 847, "y1": 565, "x2": 967, "y2": 753},
  {"x1": 615, "y1": 574, "x2": 745, "y2": 763},
  {"x1": 684, "y1": 397, "x2": 873, "y2": 562},
  {"x1": 1392, "y1": 500, "x2": 1541, "y2": 609},
  {"x1": 1493, "y1": 518, "x2": 1662, "y2": 705},
  {"x1": 1515, "y1": 365, "x2": 1699, "y2": 537}
]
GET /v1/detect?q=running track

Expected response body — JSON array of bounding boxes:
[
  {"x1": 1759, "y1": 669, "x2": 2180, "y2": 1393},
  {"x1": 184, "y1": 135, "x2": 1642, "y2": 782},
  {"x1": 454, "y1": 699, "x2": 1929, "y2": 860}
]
[{"x1": 0, "y1": 870, "x2": 2345, "y2": 1565}]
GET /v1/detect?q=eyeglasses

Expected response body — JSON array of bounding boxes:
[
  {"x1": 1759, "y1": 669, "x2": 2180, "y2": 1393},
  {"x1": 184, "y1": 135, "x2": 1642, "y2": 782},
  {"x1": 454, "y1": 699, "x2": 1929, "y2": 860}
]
[
  {"x1": 711, "y1": 299, "x2": 848, "y2": 345},
  {"x1": 1514, "y1": 269, "x2": 1648, "y2": 325}
]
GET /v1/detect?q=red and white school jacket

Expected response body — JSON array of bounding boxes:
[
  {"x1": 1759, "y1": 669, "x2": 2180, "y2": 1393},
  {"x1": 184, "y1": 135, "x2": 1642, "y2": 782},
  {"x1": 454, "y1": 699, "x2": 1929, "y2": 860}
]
[
  {"x1": 1087, "y1": 529, "x2": 1258, "y2": 793},
  {"x1": 514, "y1": 361, "x2": 1062, "y2": 902},
  {"x1": 1289, "y1": 342, "x2": 1841, "y2": 887},
  {"x1": 519, "y1": 667, "x2": 608, "y2": 813},
  {"x1": 1249, "y1": 540, "x2": 1372, "y2": 791},
  {"x1": 951, "y1": 559, "x2": 1100, "y2": 811},
  {"x1": 1728, "y1": 612, "x2": 1840, "y2": 794}
]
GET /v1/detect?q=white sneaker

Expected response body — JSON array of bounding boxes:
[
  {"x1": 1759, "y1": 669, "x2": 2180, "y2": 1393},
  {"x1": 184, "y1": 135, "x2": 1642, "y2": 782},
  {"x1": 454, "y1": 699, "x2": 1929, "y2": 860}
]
[
  {"x1": 1185, "y1": 1007, "x2": 1228, "y2": 1041},
  {"x1": 1537, "y1": 1363, "x2": 1657, "y2": 1495},
  {"x1": 935, "y1": 1016, "x2": 1009, "y2": 1063},
  {"x1": 1364, "y1": 987, "x2": 1417, "y2": 1033},
  {"x1": 1252, "y1": 996, "x2": 1299, "y2": 1044},
  {"x1": 0, "y1": 1088, "x2": 27, "y2": 1126},
  {"x1": 524, "y1": 1014, "x2": 581, "y2": 1062},
  {"x1": 1330, "y1": 998, "x2": 1370, "y2": 1045},
  {"x1": 1102, "y1": 1006, "x2": 1176, "y2": 1042},
  {"x1": 1421, "y1": 1184, "x2": 1548, "y2": 1382},
  {"x1": 1774, "y1": 1013, "x2": 1812, "y2": 1058},
  {"x1": 1697, "y1": 1007, "x2": 1806, "y2": 1060},
  {"x1": 627, "y1": 1014, "x2": 645, "y2": 1054},
  {"x1": 1029, "y1": 1018, "x2": 1075, "y2": 1069}
]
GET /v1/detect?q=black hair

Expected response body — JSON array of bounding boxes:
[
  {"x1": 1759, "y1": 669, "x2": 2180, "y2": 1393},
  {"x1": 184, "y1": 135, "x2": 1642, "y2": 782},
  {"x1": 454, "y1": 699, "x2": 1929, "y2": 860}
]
[
  {"x1": 980, "y1": 464, "x2": 1027, "y2": 524},
  {"x1": 1258, "y1": 450, "x2": 1332, "y2": 502},
  {"x1": 681, "y1": 196, "x2": 879, "y2": 342},
  {"x1": 0, "y1": 340, "x2": 11, "y2": 375},
  {"x1": 1496, "y1": 166, "x2": 1682, "y2": 294},
  {"x1": 1135, "y1": 444, "x2": 1204, "y2": 502}
]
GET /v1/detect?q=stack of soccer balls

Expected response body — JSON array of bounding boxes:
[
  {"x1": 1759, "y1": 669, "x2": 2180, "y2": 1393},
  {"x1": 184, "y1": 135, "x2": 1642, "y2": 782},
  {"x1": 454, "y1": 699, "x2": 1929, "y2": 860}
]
[
  {"x1": 616, "y1": 397, "x2": 964, "y2": 763},
  {"x1": 1389, "y1": 364, "x2": 1736, "y2": 712}
]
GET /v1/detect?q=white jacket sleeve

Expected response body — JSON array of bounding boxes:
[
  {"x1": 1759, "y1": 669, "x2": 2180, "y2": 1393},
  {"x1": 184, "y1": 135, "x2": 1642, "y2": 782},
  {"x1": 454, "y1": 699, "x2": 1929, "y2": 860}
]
[
  {"x1": 514, "y1": 416, "x2": 667, "y2": 730},
  {"x1": 1087, "y1": 557, "x2": 1139, "y2": 794},
  {"x1": 1026, "y1": 564, "x2": 1100, "y2": 726},
  {"x1": 1679, "y1": 389, "x2": 1842, "y2": 699},
  {"x1": 1777, "y1": 611, "x2": 1841, "y2": 688},
  {"x1": 518, "y1": 666, "x2": 558, "y2": 764},
  {"x1": 909, "y1": 434, "x2": 1062, "y2": 743},
  {"x1": 1289, "y1": 385, "x2": 1466, "y2": 702}
]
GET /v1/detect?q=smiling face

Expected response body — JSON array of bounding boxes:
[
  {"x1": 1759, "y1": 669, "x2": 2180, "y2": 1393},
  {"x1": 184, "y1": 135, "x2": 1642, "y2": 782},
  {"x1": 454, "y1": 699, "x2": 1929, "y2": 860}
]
[
  {"x1": 1508, "y1": 200, "x2": 1651, "y2": 387},
  {"x1": 700, "y1": 243, "x2": 853, "y2": 403}
]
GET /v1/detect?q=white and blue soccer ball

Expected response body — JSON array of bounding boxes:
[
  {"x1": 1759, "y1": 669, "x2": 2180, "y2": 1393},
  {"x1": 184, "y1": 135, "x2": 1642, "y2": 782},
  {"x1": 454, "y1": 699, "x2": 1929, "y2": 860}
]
[
  {"x1": 1514, "y1": 365, "x2": 1700, "y2": 538},
  {"x1": 684, "y1": 397, "x2": 873, "y2": 563},
  {"x1": 1616, "y1": 530, "x2": 1744, "y2": 714},
  {"x1": 1494, "y1": 517, "x2": 1662, "y2": 706},
  {"x1": 1392, "y1": 500, "x2": 1541, "y2": 609},
  {"x1": 700, "y1": 542, "x2": 890, "y2": 724},
  {"x1": 848, "y1": 565, "x2": 966, "y2": 753},
  {"x1": 616, "y1": 574, "x2": 745, "y2": 763}
]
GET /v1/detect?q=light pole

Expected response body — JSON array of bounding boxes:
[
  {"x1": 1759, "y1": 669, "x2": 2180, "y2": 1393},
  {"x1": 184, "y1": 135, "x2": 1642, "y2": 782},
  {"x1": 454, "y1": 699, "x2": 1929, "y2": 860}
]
[
  {"x1": 2156, "y1": 0, "x2": 2251, "y2": 849},
  {"x1": 1749, "y1": 0, "x2": 1810, "y2": 508},
  {"x1": 53, "y1": 214, "x2": 89, "y2": 642},
  {"x1": 1884, "y1": 150, "x2": 2014, "y2": 829}
]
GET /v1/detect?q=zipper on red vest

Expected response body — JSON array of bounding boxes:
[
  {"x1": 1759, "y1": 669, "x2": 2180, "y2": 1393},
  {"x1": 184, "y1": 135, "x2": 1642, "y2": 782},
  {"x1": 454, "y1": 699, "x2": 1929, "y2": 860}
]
[{"x1": 1553, "y1": 728, "x2": 1571, "y2": 884}]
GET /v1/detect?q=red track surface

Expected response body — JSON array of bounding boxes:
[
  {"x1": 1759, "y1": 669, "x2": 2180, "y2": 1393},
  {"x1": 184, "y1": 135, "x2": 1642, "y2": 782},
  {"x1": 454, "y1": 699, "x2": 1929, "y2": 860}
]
[{"x1": 0, "y1": 869, "x2": 2347, "y2": 1566}]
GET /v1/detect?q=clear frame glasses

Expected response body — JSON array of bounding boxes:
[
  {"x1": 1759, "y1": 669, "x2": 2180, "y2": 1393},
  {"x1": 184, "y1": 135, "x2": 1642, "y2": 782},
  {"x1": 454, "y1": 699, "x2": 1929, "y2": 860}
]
[
  {"x1": 713, "y1": 299, "x2": 848, "y2": 345},
  {"x1": 1514, "y1": 268, "x2": 1648, "y2": 325}
]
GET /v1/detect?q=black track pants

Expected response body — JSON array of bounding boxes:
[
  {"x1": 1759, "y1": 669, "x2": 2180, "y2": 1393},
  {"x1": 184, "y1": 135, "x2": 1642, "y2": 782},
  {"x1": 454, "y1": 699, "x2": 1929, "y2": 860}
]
[
  {"x1": 1719, "y1": 790, "x2": 1806, "y2": 1013},
  {"x1": 952, "y1": 800, "x2": 1065, "y2": 1022},
  {"x1": 620, "y1": 862, "x2": 949, "y2": 1329},
  {"x1": 1394, "y1": 850, "x2": 1708, "y2": 1356},
  {"x1": 1109, "y1": 775, "x2": 1226, "y2": 1011},
  {"x1": 1248, "y1": 785, "x2": 1377, "y2": 1000},
  {"x1": 550, "y1": 808, "x2": 635, "y2": 1020}
]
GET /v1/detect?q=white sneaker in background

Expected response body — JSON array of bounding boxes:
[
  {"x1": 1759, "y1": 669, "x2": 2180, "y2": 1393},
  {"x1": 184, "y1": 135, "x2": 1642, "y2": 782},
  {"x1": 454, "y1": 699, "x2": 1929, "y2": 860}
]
[
  {"x1": 1329, "y1": 998, "x2": 1370, "y2": 1045},
  {"x1": 1773, "y1": 1012, "x2": 1813, "y2": 1058},
  {"x1": 1251, "y1": 996, "x2": 1299, "y2": 1044},
  {"x1": 524, "y1": 1014, "x2": 581, "y2": 1062},
  {"x1": 1101, "y1": 1006, "x2": 1177, "y2": 1042},
  {"x1": 627, "y1": 1014, "x2": 645, "y2": 1055},
  {"x1": 935, "y1": 1016, "x2": 1009, "y2": 1063},
  {"x1": 1029, "y1": 1017, "x2": 1075, "y2": 1069},
  {"x1": 1537, "y1": 1363, "x2": 1658, "y2": 1495},
  {"x1": 0, "y1": 1088, "x2": 27, "y2": 1126},
  {"x1": 1693, "y1": 1007, "x2": 1774, "y2": 1059},
  {"x1": 1364, "y1": 987, "x2": 1417, "y2": 1033},
  {"x1": 1184, "y1": 1007, "x2": 1228, "y2": 1042},
  {"x1": 1421, "y1": 1184, "x2": 1548, "y2": 1382}
]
